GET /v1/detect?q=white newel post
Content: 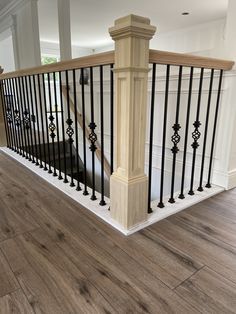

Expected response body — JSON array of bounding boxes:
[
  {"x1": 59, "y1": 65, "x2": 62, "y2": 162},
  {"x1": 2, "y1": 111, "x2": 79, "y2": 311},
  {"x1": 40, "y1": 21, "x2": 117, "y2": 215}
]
[{"x1": 109, "y1": 15, "x2": 156, "y2": 230}]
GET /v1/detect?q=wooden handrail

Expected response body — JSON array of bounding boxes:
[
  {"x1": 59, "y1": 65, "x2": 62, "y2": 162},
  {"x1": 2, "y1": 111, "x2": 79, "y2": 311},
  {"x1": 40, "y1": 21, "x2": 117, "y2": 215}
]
[
  {"x1": 0, "y1": 51, "x2": 115, "y2": 80},
  {"x1": 61, "y1": 86, "x2": 111, "y2": 179},
  {"x1": 0, "y1": 49, "x2": 233, "y2": 81},
  {"x1": 149, "y1": 49, "x2": 234, "y2": 70}
]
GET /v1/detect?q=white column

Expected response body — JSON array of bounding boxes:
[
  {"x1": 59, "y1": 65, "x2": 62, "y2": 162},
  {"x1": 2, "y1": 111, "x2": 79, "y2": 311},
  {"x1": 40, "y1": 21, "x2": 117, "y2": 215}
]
[
  {"x1": 10, "y1": 15, "x2": 19, "y2": 70},
  {"x1": 109, "y1": 15, "x2": 156, "y2": 230},
  {"x1": 57, "y1": 0, "x2": 72, "y2": 60},
  {"x1": 224, "y1": 0, "x2": 236, "y2": 61},
  {"x1": 14, "y1": 0, "x2": 41, "y2": 68}
]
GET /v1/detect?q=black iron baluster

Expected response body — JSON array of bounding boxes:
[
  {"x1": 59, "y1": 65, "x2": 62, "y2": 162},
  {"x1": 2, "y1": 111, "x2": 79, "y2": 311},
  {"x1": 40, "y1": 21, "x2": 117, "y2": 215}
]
[
  {"x1": 47, "y1": 73, "x2": 57, "y2": 177},
  {"x1": 16, "y1": 77, "x2": 27, "y2": 157},
  {"x1": 42, "y1": 74, "x2": 52, "y2": 173},
  {"x1": 12, "y1": 78, "x2": 22, "y2": 155},
  {"x1": 34, "y1": 74, "x2": 45, "y2": 171},
  {"x1": 169, "y1": 66, "x2": 183, "y2": 203},
  {"x1": 24, "y1": 76, "x2": 35, "y2": 163},
  {"x1": 158, "y1": 65, "x2": 170, "y2": 208},
  {"x1": 59, "y1": 72, "x2": 68, "y2": 184},
  {"x1": 5, "y1": 79, "x2": 15, "y2": 151},
  {"x1": 7, "y1": 79, "x2": 18, "y2": 153},
  {"x1": 10, "y1": 78, "x2": 20, "y2": 154},
  {"x1": 99, "y1": 65, "x2": 106, "y2": 205},
  {"x1": 198, "y1": 69, "x2": 214, "y2": 191},
  {"x1": 21, "y1": 76, "x2": 32, "y2": 160},
  {"x1": 89, "y1": 67, "x2": 97, "y2": 200},
  {"x1": 0, "y1": 80, "x2": 10, "y2": 148},
  {"x1": 65, "y1": 70, "x2": 75, "y2": 187},
  {"x1": 110, "y1": 64, "x2": 114, "y2": 175},
  {"x1": 189, "y1": 68, "x2": 204, "y2": 195},
  {"x1": 179, "y1": 67, "x2": 194, "y2": 199},
  {"x1": 206, "y1": 69, "x2": 223, "y2": 188},
  {"x1": 73, "y1": 69, "x2": 81, "y2": 191},
  {"x1": 81, "y1": 68, "x2": 88, "y2": 195},
  {"x1": 28, "y1": 76, "x2": 39, "y2": 165},
  {"x1": 53, "y1": 72, "x2": 62, "y2": 180},
  {"x1": 148, "y1": 63, "x2": 156, "y2": 213}
]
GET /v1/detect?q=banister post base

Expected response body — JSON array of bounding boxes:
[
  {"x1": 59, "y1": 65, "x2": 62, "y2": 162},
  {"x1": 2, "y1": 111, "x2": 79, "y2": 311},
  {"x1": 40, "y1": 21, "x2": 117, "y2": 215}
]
[{"x1": 110, "y1": 173, "x2": 148, "y2": 230}]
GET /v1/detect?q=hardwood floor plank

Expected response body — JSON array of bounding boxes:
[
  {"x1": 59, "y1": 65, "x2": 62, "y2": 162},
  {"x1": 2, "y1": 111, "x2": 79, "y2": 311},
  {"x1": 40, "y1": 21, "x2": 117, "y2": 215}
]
[
  {"x1": 175, "y1": 210, "x2": 236, "y2": 248},
  {"x1": 175, "y1": 266, "x2": 236, "y2": 314},
  {"x1": 0, "y1": 249, "x2": 19, "y2": 298},
  {"x1": 0, "y1": 289, "x2": 34, "y2": 314},
  {"x1": 149, "y1": 218, "x2": 236, "y2": 284},
  {"x1": 1, "y1": 152, "x2": 236, "y2": 313},
  {"x1": 0, "y1": 236, "x2": 116, "y2": 314}
]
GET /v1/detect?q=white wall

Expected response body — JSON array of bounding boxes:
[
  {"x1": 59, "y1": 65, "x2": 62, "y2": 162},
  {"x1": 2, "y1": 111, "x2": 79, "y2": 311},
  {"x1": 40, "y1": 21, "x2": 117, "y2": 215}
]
[
  {"x1": 94, "y1": 19, "x2": 226, "y2": 58},
  {"x1": 0, "y1": 29, "x2": 15, "y2": 72},
  {"x1": 40, "y1": 41, "x2": 93, "y2": 59}
]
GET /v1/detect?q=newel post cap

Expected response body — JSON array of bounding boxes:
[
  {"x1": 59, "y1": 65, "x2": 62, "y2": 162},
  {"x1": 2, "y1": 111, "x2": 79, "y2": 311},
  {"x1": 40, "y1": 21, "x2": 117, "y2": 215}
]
[{"x1": 109, "y1": 14, "x2": 156, "y2": 40}]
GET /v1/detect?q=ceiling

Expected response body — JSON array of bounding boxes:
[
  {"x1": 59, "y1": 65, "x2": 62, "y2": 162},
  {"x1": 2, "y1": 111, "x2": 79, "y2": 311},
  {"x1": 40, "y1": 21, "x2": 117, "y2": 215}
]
[{"x1": 38, "y1": 0, "x2": 228, "y2": 48}]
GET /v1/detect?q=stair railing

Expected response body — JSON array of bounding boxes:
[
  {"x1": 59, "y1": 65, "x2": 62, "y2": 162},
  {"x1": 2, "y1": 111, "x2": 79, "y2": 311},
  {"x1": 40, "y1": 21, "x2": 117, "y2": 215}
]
[
  {"x1": 0, "y1": 14, "x2": 234, "y2": 232},
  {"x1": 0, "y1": 51, "x2": 114, "y2": 206}
]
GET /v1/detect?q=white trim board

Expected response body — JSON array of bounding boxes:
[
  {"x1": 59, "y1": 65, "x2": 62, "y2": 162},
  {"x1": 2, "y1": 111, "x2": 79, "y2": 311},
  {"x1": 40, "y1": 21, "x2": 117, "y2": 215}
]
[{"x1": 0, "y1": 147, "x2": 224, "y2": 236}]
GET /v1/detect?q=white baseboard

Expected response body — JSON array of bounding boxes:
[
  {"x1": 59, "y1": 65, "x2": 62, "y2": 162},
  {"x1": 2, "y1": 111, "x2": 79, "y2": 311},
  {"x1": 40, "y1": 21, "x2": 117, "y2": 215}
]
[{"x1": 226, "y1": 168, "x2": 236, "y2": 190}]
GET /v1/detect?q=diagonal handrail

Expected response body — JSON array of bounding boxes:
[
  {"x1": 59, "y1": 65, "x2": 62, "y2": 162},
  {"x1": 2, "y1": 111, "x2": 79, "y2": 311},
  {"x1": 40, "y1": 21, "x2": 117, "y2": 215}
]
[{"x1": 61, "y1": 85, "x2": 111, "y2": 178}]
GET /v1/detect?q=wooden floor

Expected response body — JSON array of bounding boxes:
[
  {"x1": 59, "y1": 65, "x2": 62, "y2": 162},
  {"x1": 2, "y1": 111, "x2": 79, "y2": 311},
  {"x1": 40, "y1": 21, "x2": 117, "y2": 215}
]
[{"x1": 0, "y1": 152, "x2": 236, "y2": 314}]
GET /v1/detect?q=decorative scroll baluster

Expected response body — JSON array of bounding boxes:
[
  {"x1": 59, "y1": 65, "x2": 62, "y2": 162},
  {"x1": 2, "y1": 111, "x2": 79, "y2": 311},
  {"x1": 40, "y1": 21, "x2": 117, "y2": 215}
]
[
  {"x1": 66, "y1": 118, "x2": 74, "y2": 144},
  {"x1": 89, "y1": 66, "x2": 97, "y2": 201},
  {"x1": 59, "y1": 71, "x2": 68, "y2": 184},
  {"x1": 88, "y1": 122, "x2": 97, "y2": 152},
  {"x1": 8, "y1": 79, "x2": 19, "y2": 154},
  {"x1": 47, "y1": 73, "x2": 57, "y2": 177},
  {"x1": 28, "y1": 76, "x2": 39, "y2": 165},
  {"x1": 16, "y1": 78, "x2": 27, "y2": 157},
  {"x1": 65, "y1": 70, "x2": 75, "y2": 187},
  {"x1": 53, "y1": 72, "x2": 63, "y2": 180},
  {"x1": 13, "y1": 78, "x2": 23, "y2": 156},
  {"x1": 49, "y1": 115, "x2": 56, "y2": 139},
  {"x1": 23, "y1": 109, "x2": 30, "y2": 130},
  {"x1": 189, "y1": 68, "x2": 204, "y2": 195},
  {"x1": 10, "y1": 84, "x2": 19, "y2": 155},
  {"x1": 169, "y1": 66, "x2": 183, "y2": 203},
  {"x1": 5, "y1": 82, "x2": 15, "y2": 151},
  {"x1": 80, "y1": 68, "x2": 89, "y2": 195},
  {"x1": 22, "y1": 77, "x2": 31, "y2": 160},
  {"x1": 14, "y1": 109, "x2": 21, "y2": 127}
]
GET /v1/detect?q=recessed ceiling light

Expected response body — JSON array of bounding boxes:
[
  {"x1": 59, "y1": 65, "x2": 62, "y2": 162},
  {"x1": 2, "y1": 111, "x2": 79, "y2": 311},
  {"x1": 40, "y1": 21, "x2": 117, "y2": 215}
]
[{"x1": 182, "y1": 12, "x2": 190, "y2": 15}]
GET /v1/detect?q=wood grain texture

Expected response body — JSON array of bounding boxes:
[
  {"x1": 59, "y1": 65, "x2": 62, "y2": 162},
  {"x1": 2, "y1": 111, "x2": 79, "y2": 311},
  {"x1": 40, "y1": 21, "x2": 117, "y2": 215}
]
[
  {"x1": 0, "y1": 51, "x2": 114, "y2": 80},
  {"x1": 0, "y1": 290, "x2": 34, "y2": 314},
  {"x1": 149, "y1": 49, "x2": 234, "y2": 70},
  {"x1": 0, "y1": 151, "x2": 236, "y2": 313},
  {"x1": 0, "y1": 250, "x2": 19, "y2": 298},
  {"x1": 175, "y1": 267, "x2": 236, "y2": 314}
]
